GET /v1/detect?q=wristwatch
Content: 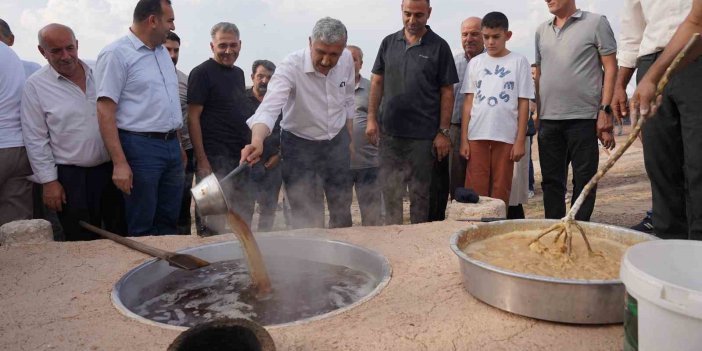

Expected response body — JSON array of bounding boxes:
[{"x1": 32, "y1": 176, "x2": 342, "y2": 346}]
[
  {"x1": 600, "y1": 104, "x2": 613, "y2": 115},
  {"x1": 438, "y1": 128, "x2": 450, "y2": 137}
]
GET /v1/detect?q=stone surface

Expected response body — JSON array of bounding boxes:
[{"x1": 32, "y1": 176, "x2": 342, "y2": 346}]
[
  {"x1": 445, "y1": 197, "x2": 507, "y2": 221},
  {"x1": 0, "y1": 218, "x2": 623, "y2": 351},
  {"x1": 0, "y1": 219, "x2": 53, "y2": 245}
]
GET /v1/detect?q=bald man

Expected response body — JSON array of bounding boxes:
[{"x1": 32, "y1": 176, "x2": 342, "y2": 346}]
[{"x1": 21, "y1": 24, "x2": 125, "y2": 241}]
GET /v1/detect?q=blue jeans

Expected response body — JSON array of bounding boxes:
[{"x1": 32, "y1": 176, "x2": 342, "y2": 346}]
[{"x1": 119, "y1": 131, "x2": 184, "y2": 236}]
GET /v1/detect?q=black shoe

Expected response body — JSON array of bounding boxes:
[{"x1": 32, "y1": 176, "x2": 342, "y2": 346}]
[{"x1": 630, "y1": 217, "x2": 654, "y2": 234}]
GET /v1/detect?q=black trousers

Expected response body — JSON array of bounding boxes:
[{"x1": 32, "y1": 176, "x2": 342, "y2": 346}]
[
  {"x1": 428, "y1": 155, "x2": 449, "y2": 221},
  {"x1": 449, "y1": 124, "x2": 467, "y2": 199},
  {"x1": 380, "y1": 135, "x2": 434, "y2": 224},
  {"x1": 639, "y1": 54, "x2": 702, "y2": 240},
  {"x1": 538, "y1": 119, "x2": 598, "y2": 221},
  {"x1": 252, "y1": 162, "x2": 283, "y2": 232},
  {"x1": 352, "y1": 167, "x2": 382, "y2": 226},
  {"x1": 281, "y1": 129, "x2": 352, "y2": 229},
  {"x1": 177, "y1": 148, "x2": 195, "y2": 235},
  {"x1": 56, "y1": 162, "x2": 126, "y2": 241}
]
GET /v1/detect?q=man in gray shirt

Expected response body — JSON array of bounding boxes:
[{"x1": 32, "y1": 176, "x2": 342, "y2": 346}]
[
  {"x1": 534, "y1": 0, "x2": 617, "y2": 221},
  {"x1": 164, "y1": 31, "x2": 195, "y2": 235},
  {"x1": 449, "y1": 16, "x2": 484, "y2": 200},
  {"x1": 348, "y1": 45, "x2": 381, "y2": 226}
]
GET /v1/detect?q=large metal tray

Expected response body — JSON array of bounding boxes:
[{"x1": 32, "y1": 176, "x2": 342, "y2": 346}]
[{"x1": 450, "y1": 219, "x2": 657, "y2": 324}]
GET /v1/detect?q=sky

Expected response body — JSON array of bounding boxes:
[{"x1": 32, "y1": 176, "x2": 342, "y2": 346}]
[{"x1": 3, "y1": 0, "x2": 626, "y2": 84}]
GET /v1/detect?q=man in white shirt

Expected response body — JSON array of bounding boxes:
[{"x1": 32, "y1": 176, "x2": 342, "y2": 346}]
[
  {"x1": 21, "y1": 24, "x2": 126, "y2": 241},
  {"x1": 0, "y1": 41, "x2": 32, "y2": 226},
  {"x1": 242, "y1": 17, "x2": 355, "y2": 229},
  {"x1": 620, "y1": 0, "x2": 701, "y2": 240},
  {"x1": 0, "y1": 19, "x2": 42, "y2": 78},
  {"x1": 95, "y1": 0, "x2": 185, "y2": 236}
]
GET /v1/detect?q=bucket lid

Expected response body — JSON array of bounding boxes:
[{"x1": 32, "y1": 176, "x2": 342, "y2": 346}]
[{"x1": 621, "y1": 240, "x2": 702, "y2": 319}]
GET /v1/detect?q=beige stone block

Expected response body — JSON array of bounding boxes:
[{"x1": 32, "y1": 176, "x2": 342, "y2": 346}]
[
  {"x1": 445, "y1": 197, "x2": 506, "y2": 221},
  {"x1": 0, "y1": 219, "x2": 53, "y2": 245}
]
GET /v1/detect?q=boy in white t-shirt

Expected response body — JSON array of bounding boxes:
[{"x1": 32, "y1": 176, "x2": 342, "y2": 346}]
[{"x1": 459, "y1": 12, "x2": 534, "y2": 206}]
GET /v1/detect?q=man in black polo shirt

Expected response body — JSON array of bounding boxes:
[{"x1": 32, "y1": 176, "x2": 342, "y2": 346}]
[
  {"x1": 188, "y1": 22, "x2": 253, "y2": 233},
  {"x1": 366, "y1": 0, "x2": 458, "y2": 224}
]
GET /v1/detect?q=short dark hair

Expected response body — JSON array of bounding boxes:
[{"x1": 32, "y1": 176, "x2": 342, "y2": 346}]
[
  {"x1": 133, "y1": 0, "x2": 171, "y2": 23},
  {"x1": 252, "y1": 60, "x2": 276, "y2": 75},
  {"x1": 0, "y1": 19, "x2": 12, "y2": 38},
  {"x1": 481, "y1": 12, "x2": 509, "y2": 31},
  {"x1": 531, "y1": 63, "x2": 537, "y2": 68},
  {"x1": 166, "y1": 31, "x2": 180, "y2": 44}
]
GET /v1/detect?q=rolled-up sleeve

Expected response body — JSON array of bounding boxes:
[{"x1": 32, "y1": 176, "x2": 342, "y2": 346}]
[
  {"x1": 95, "y1": 50, "x2": 126, "y2": 103},
  {"x1": 20, "y1": 81, "x2": 56, "y2": 183},
  {"x1": 617, "y1": 0, "x2": 645, "y2": 68},
  {"x1": 595, "y1": 16, "x2": 618, "y2": 56},
  {"x1": 246, "y1": 60, "x2": 293, "y2": 134}
]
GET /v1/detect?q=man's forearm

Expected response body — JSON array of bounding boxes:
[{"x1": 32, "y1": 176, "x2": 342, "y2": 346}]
[
  {"x1": 601, "y1": 55, "x2": 618, "y2": 105},
  {"x1": 251, "y1": 123, "x2": 271, "y2": 146},
  {"x1": 615, "y1": 66, "x2": 636, "y2": 89},
  {"x1": 439, "y1": 85, "x2": 454, "y2": 129},
  {"x1": 187, "y1": 105, "x2": 207, "y2": 162},
  {"x1": 97, "y1": 99, "x2": 127, "y2": 165},
  {"x1": 367, "y1": 74, "x2": 384, "y2": 123}
]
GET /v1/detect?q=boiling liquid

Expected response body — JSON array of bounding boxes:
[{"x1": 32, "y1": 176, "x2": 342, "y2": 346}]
[{"x1": 131, "y1": 257, "x2": 376, "y2": 327}]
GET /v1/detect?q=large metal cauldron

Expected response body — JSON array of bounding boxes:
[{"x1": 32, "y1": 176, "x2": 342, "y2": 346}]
[
  {"x1": 112, "y1": 235, "x2": 392, "y2": 330},
  {"x1": 450, "y1": 219, "x2": 658, "y2": 324}
]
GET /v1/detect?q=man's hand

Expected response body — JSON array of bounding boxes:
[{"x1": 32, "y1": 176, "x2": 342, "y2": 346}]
[
  {"x1": 600, "y1": 131, "x2": 616, "y2": 150},
  {"x1": 113, "y1": 161, "x2": 133, "y2": 195},
  {"x1": 630, "y1": 79, "x2": 660, "y2": 119},
  {"x1": 433, "y1": 133, "x2": 451, "y2": 161},
  {"x1": 43, "y1": 180, "x2": 66, "y2": 212},
  {"x1": 241, "y1": 140, "x2": 264, "y2": 165},
  {"x1": 460, "y1": 141, "x2": 470, "y2": 160},
  {"x1": 597, "y1": 108, "x2": 617, "y2": 150},
  {"x1": 365, "y1": 117, "x2": 379, "y2": 146},
  {"x1": 510, "y1": 141, "x2": 526, "y2": 162},
  {"x1": 612, "y1": 86, "x2": 629, "y2": 121},
  {"x1": 264, "y1": 153, "x2": 280, "y2": 170},
  {"x1": 196, "y1": 155, "x2": 213, "y2": 179}
]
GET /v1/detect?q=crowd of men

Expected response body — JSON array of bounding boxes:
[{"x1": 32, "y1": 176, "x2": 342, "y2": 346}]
[{"x1": 0, "y1": 0, "x2": 700, "y2": 242}]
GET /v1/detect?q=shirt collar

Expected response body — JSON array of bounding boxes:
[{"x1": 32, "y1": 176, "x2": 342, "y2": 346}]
[
  {"x1": 127, "y1": 29, "x2": 153, "y2": 50},
  {"x1": 47, "y1": 59, "x2": 91, "y2": 82},
  {"x1": 395, "y1": 25, "x2": 433, "y2": 44},
  {"x1": 548, "y1": 9, "x2": 583, "y2": 26}
]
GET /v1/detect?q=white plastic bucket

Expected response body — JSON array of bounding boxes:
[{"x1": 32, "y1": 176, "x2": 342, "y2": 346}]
[{"x1": 620, "y1": 240, "x2": 702, "y2": 351}]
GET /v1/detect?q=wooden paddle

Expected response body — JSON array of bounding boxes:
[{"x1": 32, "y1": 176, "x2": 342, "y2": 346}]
[{"x1": 79, "y1": 221, "x2": 210, "y2": 270}]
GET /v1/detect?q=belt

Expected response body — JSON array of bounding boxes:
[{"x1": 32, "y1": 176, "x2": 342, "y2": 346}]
[
  {"x1": 118, "y1": 129, "x2": 178, "y2": 140},
  {"x1": 450, "y1": 123, "x2": 461, "y2": 127}
]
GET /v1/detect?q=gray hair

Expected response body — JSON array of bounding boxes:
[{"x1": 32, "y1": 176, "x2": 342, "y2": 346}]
[
  {"x1": 0, "y1": 19, "x2": 12, "y2": 38},
  {"x1": 210, "y1": 22, "x2": 240, "y2": 39},
  {"x1": 347, "y1": 45, "x2": 363, "y2": 59},
  {"x1": 311, "y1": 17, "x2": 347, "y2": 45},
  {"x1": 252, "y1": 59, "x2": 276, "y2": 74}
]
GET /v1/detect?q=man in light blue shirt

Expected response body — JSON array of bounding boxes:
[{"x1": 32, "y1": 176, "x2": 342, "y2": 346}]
[{"x1": 95, "y1": 0, "x2": 184, "y2": 236}]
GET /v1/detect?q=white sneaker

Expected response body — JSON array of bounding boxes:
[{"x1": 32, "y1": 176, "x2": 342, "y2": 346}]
[{"x1": 528, "y1": 190, "x2": 535, "y2": 199}]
